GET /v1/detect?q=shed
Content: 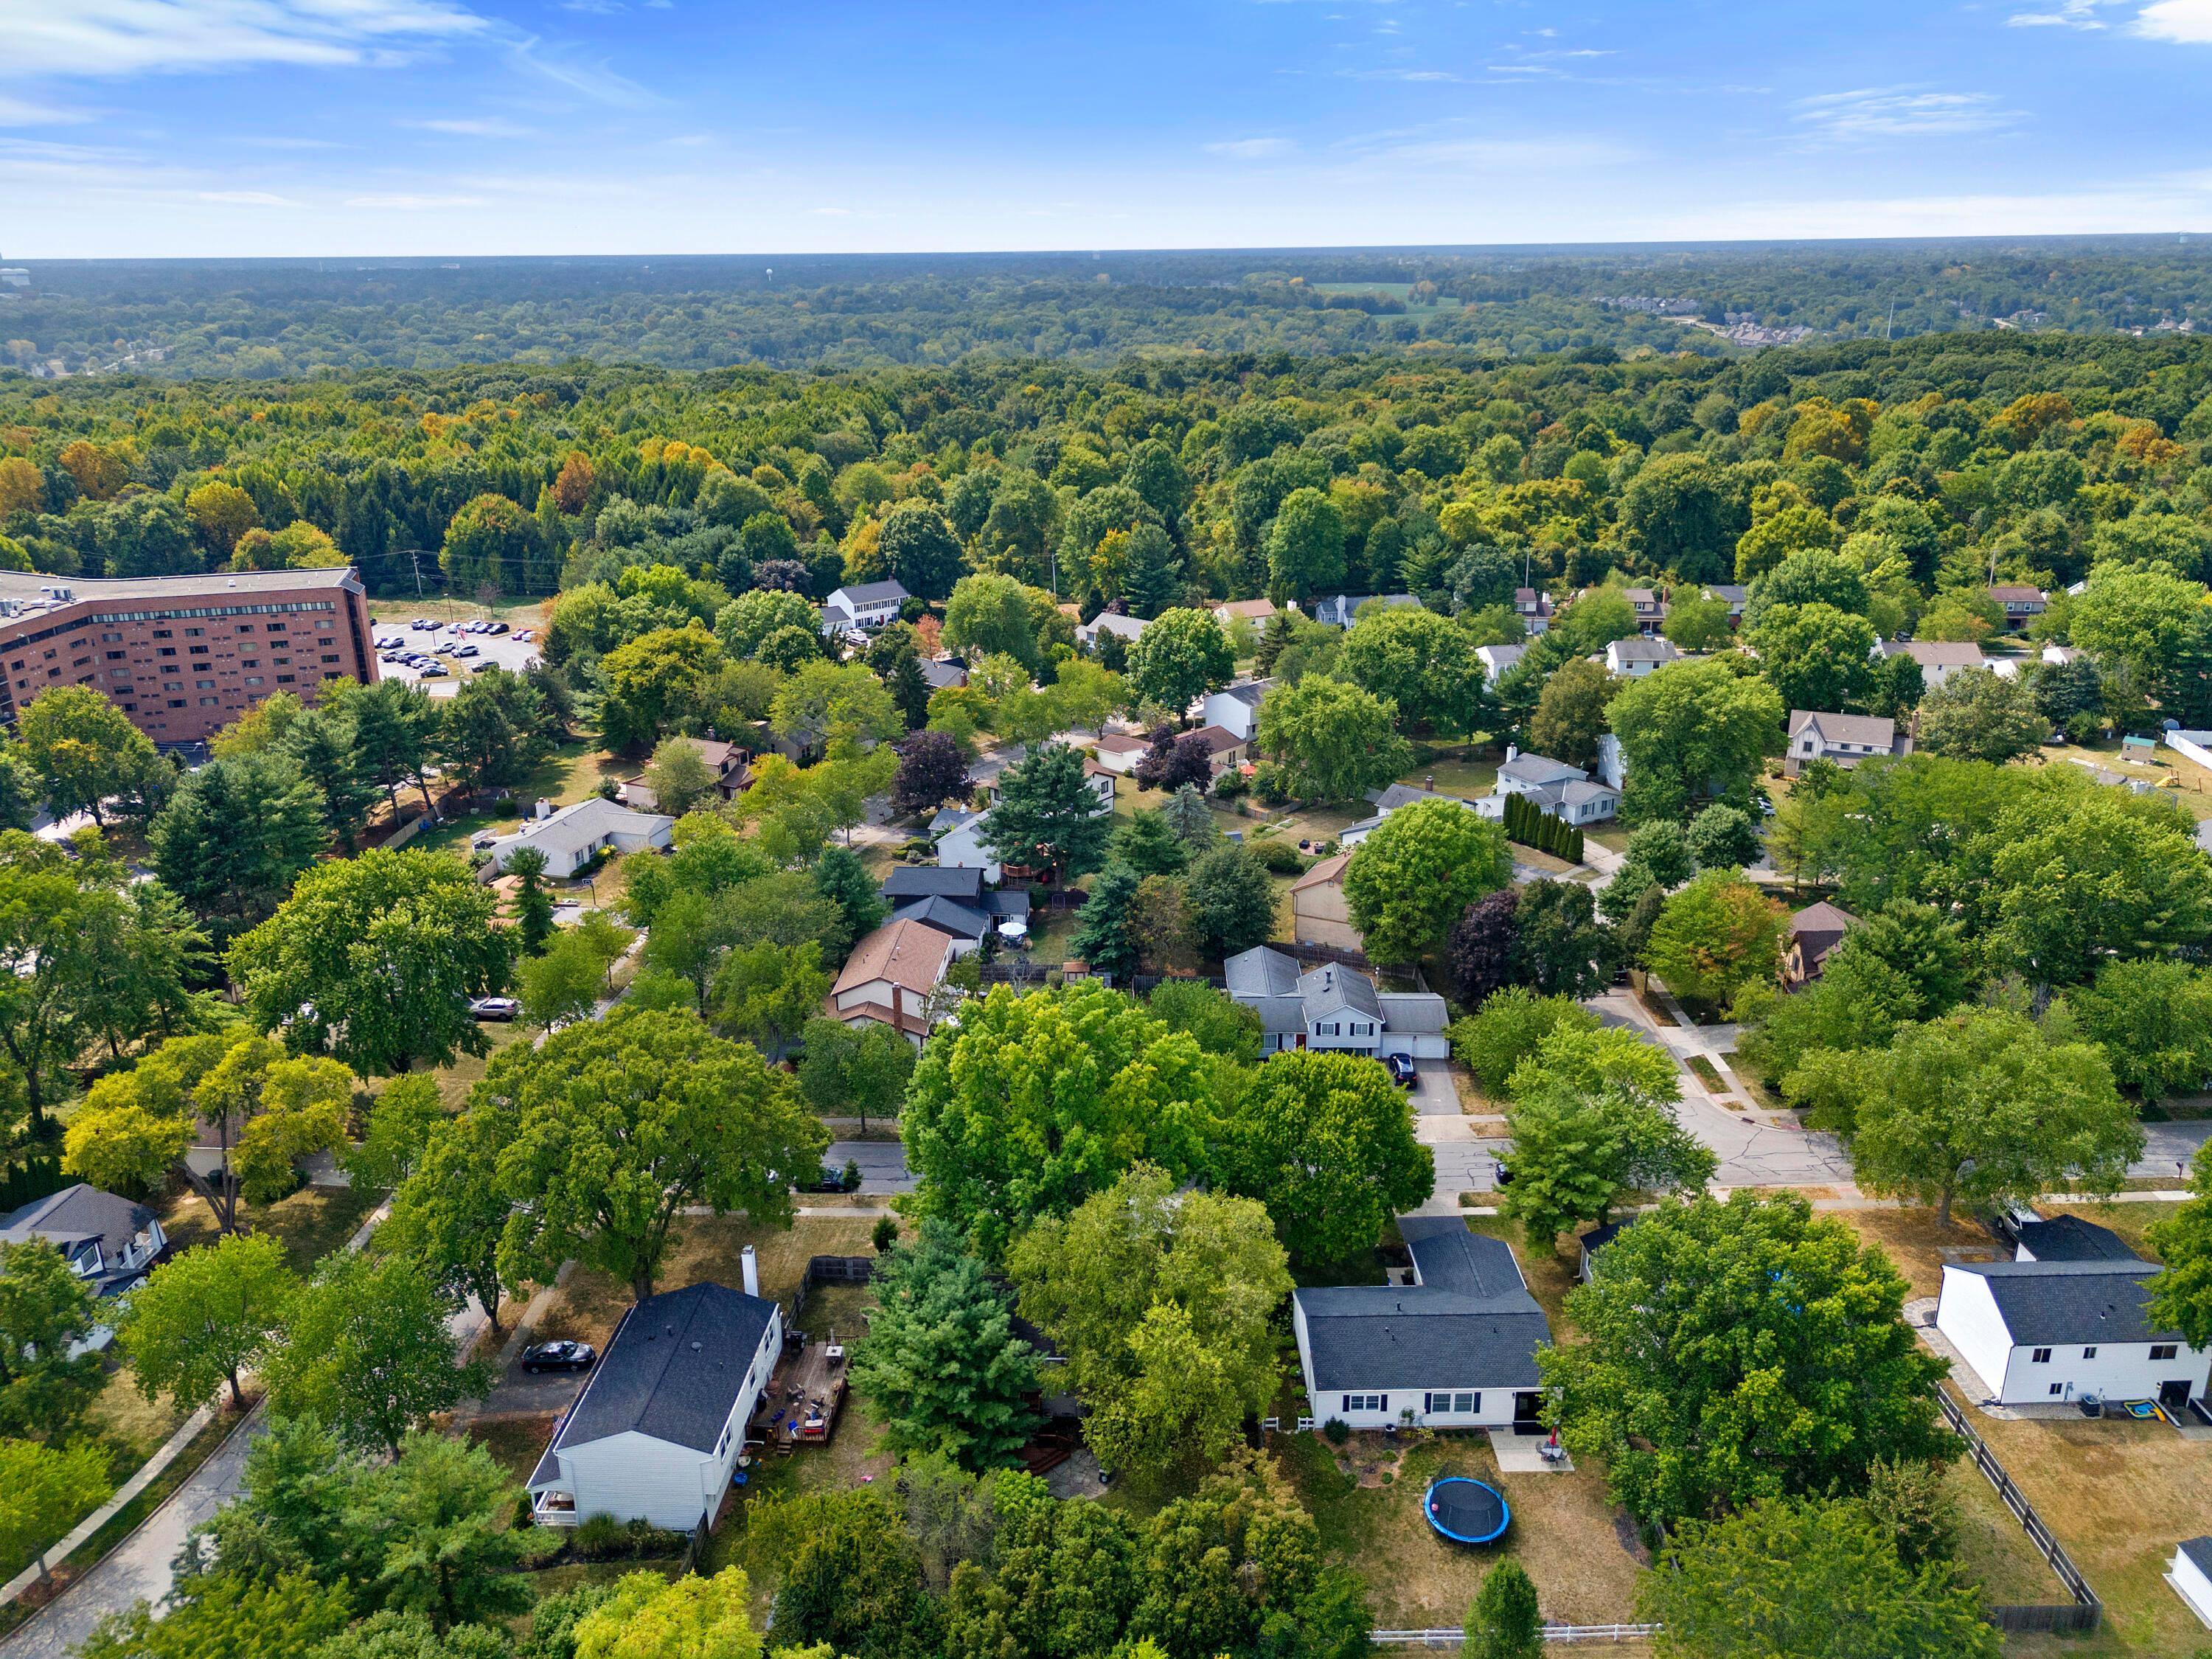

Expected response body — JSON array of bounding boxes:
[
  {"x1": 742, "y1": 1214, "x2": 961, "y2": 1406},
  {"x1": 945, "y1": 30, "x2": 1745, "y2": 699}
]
[{"x1": 2171, "y1": 1537, "x2": 2212, "y2": 1630}]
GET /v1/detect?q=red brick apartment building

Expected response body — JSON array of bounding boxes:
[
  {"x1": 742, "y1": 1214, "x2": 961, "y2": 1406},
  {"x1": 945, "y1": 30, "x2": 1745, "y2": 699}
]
[{"x1": 0, "y1": 567, "x2": 378, "y2": 745}]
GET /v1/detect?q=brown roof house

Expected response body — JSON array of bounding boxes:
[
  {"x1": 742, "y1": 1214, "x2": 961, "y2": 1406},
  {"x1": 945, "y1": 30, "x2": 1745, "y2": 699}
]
[
  {"x1": 1290, "y1": 852, "x2": 1360, "y2": 953},
  {"x1": 617, "y1": 737, "x2": 749, "y2": 810},
  {"x1": 1781, "y1": 901, "x2": 1858, "y2": 990},
  {"x1": 827, "y1": 918, "x2": 959, "y2": 1046},
  {"x1": 1988, "y1": 585, "x2": 2048, "y2": 628},
  {"x1": 1185, "y1": 724, "x2": 1251, "y2": 779}
]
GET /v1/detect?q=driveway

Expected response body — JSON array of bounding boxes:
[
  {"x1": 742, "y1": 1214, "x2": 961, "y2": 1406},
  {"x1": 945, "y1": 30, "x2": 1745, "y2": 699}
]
[
  {"x1": 1409, "y1": 1060, "x2": 1459, "y2": 1117},
  {"x1": 367, "y1": 617, "x2": 540, "y2": 698},
  {"x1": 824, "y1": 1141, "x2": 914, "y2": 1195}
]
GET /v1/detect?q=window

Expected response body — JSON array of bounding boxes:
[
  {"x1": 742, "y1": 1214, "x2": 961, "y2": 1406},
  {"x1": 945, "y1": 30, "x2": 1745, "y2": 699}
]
[
  {"x1": 100, "y1": 633, "x2": 119, "y2": 644},
  {"x1": 2031, "y1": 1348, "x2": 2052, "y2": 1363},
  {"x1": 105, "y1": 650, "x2": 124, "y2": 660},
  {"x1": 1340, "y1": 1393, "x2": 1386, "y2": 1414},
  {"x1": 194, "y1": 680, "x2": 215, "y2": 691},
  {"x1": 189, "y1": 645, "x2": 209, "y2": 655},
  {"x1": 185, "y1": 627, "x2": 203, "y2": 637},
  {"x1": 241, "y1": 659, "x2": 259, "y2": 669},
  {"x1": 320, "y1": 653, "x2": 339, "y2": 664},
  {"x1": 276, "y1": 674, "x2": 295, "y2": 684},
  {"x1": 244, "y1": 676, "x2": 264, "y2": 687},
  {"x1": 152, "y1": 629, "x2": 172, "y2": 639},
  {"x1": 2152, "y1": 1344, "x2": 2180, "y2": 1361},
  {"x1": 167, "y1": 699, "x2": 186, "y2": 709},
  {"x1": 2050, "y1": 1384, "x2": 2063, "y2": 1396},
  {"x1": 2082, "y1": 1346, "x2": 2098, "y2": 1360},
  {"x1": 158, "y1": 647, "x2": 176, "y2": 657},
  {"x1": 1423, "y1": 1392, "x2": 1479, "y2": 1415}
]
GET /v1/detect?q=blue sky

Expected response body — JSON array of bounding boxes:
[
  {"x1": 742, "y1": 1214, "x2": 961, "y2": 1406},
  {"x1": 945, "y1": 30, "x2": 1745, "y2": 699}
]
[{"x1": 3, "y1": 0, "x2": 2211, "y2": 258}]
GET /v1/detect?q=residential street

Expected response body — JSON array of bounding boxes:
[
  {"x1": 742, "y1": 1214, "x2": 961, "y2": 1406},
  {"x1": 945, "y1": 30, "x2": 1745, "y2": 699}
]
[{"x1": 824, "y1": 1140, "x2": 915, "y2": 1194}]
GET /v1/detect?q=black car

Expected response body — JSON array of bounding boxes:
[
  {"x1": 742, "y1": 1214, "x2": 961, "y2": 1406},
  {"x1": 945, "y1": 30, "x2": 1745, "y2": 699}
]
[
  {"x1": 1380, "y1": 1053, "x2": 1417, "y2": 1088},
  {"x1": 521, "y1": 1340, "x2": 596, "y2": 1374}
]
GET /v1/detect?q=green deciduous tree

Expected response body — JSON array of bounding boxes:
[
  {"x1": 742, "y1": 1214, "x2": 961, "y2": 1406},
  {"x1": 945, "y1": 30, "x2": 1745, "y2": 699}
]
[
  {"x1": 231, "y1": 849, "x2": 512, "y2": 1077},
  {"x1": 572, "y1": 1568, "x2": 762, "y2": 1659},
  {"x1": 1183, "y1": 844, "x2": 1276, "y2": 959},
  {"x1": 0, "y1": 1438, "x2": 113, "y2": 1587},
  {"x1": 515, "y1": 916, "x2": 631, "y2": 1032},
  {"x1": 1745, "y1": 602, "x2": 1878, "y2": 715},
  {"x1": 1343, "y1": 798, "x2": 1513, "y2": 964},
  {"x1": 1545, "y1": 1192, "x2": 1952, "y2": 1524},
  {"x1": 1840, "y1": 1007, "x2": 2139, "y2": 1225},
  {"x1": 121, "y1": 1232, "x2": 299, "y2": 1411},
  {"x1": 2150, "y1": 1150, "x2": 2212, "y2": 1350},
  {"x1": 16, "y1": 685, "x2": 161, "y2": 827},
  {"x1": 1251, "y1": 675, "x2": 1411, "y2": 803},
  {"x1": 796, "y1": 1015, "x2": 914, "y2": 1134},
  {"x1": 0, "y1": 1241, "x2": 103, "y2": 1440},
  {"x1": 1498, "y1": 1024, "x2": 1714, "y2": 1247},
  {"x1": 1641, "y1": 1498, "x2": 1999, "y2": 1659},
  {"x1": 1527, "y1": 657, "x2": 1614, "y2": 771},
  {"x1": 902, "y1": 983, "x2": 1219, "y2": 1259},
  {"x1": 1265, "y1": 487, "x2": 1347, "y2": 597},
  {"x1": 1220, "y1": 1052, "x2": 1433, "y2": 1267},
  {"x1": 265, "y1": 1252, "x2": 479, "y2": 1456},
  {"x1": 1338, "y1": 607, "x2": 1489, "y2": 737},
  {"x1": 492, "y1": 1006, "x2": 827, "y2": 1298},
  {"x1": 384, "y1": 1102, "x2": 521, "y2": 1344},
  {"x1": 2070, "y1": 956, "x2": 2212, "y2": 1103},
  {"x1": 1011, "y1": 1167, "x2": 1290, "y2": 1478},
  {"x1": 69, "y1": 1032, "x2": 353, "y2": 1237},
  {"x1": 599, "y1": 625, "x2": 728, "y2": 754},
  {"x1": 879, "y1": 501, "x2": 966, "y2": 600},
  {"x1": 1124, "y1": 608, "x2": 1235, "y2": 715},
  {"x1": 1644, "y1": 872, "x2": 1785, "y2": 1009},
  {"x1": 1448, "y1": 988, "x2": 1598, "y2": 1093},
  {"x1": 1914, "y1": 666, "x2": 2049, "y2": 762},
  {"x1": 79, "y1": 1572, "x2": 352, "y2": 1659},
  {"x1": 439, "y1": 493, "x2": 546, "y2": 596},
  {"x1": 1463, "y1": 1561, "x2": 1542, "y2": 1659},
  {"x1": 1605, "y1": 659, "x2": 1783, "y2": 824},
  {"x1": 850, "y1": 1220, "x2": 1038, "y2": 1470}
]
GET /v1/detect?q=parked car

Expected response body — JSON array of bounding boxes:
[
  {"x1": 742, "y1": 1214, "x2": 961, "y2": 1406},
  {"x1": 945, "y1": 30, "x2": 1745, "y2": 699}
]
[
  {"x1": 418, "y1": 664, "x2": 450, "y2": 678},
  {"x1": 411, "y1": 618, "x2": 437, "y2": 630},
  {"x1": 521, "y1": 1340, "x2": 596, "y2": 1374},
  {"x1": 487, "y1": 621, "x2": 511, "y2": 634},
  {"x1": 453, "y1": 644, "x2": 479, "y2": 658},
  {"x1": 469, "y1": 996, "x2": 521, "y2": 1021},
  {"x1": 512, "y1": 627, "x2": 535, "y2": 642},
  {"x1": 1381, "y1": 1054, "x2": 1416, "y2": 1088}
]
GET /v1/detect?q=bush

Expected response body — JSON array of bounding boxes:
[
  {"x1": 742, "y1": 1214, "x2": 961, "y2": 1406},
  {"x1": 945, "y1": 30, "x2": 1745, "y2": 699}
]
[
  {"x1": 1212, "y1": 768, "x2": 1249, "y2": 800},
  {"x1": 572, "y1": 1513, "x2": 627, "y2": 1558},
  {"x1": 1323, "y1": 1418, "x2": 1351, "y2": 1445},
  {"x1": 872, "y1": 1215, "x2": 900, "y2": 1253},
  {"x1": 1247, "y1": 837, "x2": 1307, "y2": 874}
]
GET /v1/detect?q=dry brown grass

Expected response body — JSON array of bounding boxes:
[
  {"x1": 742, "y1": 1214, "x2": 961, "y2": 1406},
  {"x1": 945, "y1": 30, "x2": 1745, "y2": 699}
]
[
  {"x1": 531, "y1": 1214, "x2": 879, "y2": 1349},
  {"x1": 159, "y1": 1182, "x2": 382, "y2": 1274},
  {"x1": 84, "y1": 1367, "x2": 189, "y2": 1463},
  {"x1": 1832, "y1": 1205, "x2": 2009, "y2": 1300},
  {"x1": 1969, "y1": 1397, "x2": 2212, "y2": 1654},
  {"x1": 1278, "y1": 1430, "x2": 1646, "y2": 1628}
]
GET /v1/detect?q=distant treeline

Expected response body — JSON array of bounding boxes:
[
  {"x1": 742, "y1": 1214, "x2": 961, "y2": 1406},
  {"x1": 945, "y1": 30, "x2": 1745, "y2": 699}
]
[{"x1": 3, "y1": 237, "x2": 2210, "y2": 380}]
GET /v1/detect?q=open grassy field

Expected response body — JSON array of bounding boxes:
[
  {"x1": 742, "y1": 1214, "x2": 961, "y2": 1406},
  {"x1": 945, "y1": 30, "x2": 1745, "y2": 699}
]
[
  {"x1": 159, "y1": 1180, "x2": 381, "y2": 1273},
  {"x1": 2037, "y1": 737, "x2": 2212, "y2": 821}
]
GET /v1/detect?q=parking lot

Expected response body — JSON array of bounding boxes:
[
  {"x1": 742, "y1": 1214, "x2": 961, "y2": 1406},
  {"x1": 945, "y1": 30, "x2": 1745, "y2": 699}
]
[{"x1": 365, "y1": 612, "x2": 542, "y2": 695}]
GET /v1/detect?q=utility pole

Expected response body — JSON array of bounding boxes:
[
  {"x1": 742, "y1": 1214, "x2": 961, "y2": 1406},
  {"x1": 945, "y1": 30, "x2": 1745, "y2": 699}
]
[
  {"x1": 407, "y1": 548, "x2": 425, "y2": 599},
  {"x1": 1885, "y1": 300, "x2": 1896, "y2": 341}
]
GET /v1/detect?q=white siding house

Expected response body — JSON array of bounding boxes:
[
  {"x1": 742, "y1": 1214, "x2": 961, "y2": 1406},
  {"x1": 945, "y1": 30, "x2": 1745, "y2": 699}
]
[
  {"x1": 2171, "y1": 1537, "x2": 2212, "y2": 1630},
  {"x1": 929, "y1": 807, "x2": 1000, "y2": 884},
  {"x1": 1935, "y1": 1256, "x2": 2211, "y2": 1409},
  {"x1": 822, "y1": 581, "x2": 909, "y2": 633},
  {"x1": 528, "y1": 1278, "x2": 782, "y2": 1531},
  {"x1": 1293, "y1": 1217, "x2": 1551, "y2": 1431},
  {"x1": 480, "y1": 798, "x2": 675, "y2": 878},
  {"x1": 1197, "y1": 681, "x2": 1271, "y2": 742},
  {"x1": 1223, "y1": 947, "x2": 1451, "y2": 1059}
]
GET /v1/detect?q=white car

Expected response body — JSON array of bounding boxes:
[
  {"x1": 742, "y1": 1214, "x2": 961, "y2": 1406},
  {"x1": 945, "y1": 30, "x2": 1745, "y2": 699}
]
[{"x1": 453, "y1": 644, "x2": 479, "y2": 658}]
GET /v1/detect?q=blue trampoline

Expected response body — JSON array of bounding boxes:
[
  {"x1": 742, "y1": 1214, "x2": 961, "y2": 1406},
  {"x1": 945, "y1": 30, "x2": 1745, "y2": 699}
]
[{"x1": 1425, "y1": 1477, "x2": 1510, "y2": 1545}]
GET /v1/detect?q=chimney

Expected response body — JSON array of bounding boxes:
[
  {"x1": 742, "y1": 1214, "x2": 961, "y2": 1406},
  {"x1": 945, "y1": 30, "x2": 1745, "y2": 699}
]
[
  {"x1": 1504, "y1": 744, "x2": 1518, "y2": 765},
  {"x1": 741, "y1": 1245, "x2": 759, "y2": 1299},
  {"x1": 535, "y1": 798, "x2": 553, "y2": 821}
]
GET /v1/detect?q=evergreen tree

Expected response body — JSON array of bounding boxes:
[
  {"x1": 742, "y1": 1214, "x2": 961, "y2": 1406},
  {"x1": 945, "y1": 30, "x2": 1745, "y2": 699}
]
[
  {"x1": 1071, "y1": 863, "x2": 1142, "y2": 980},
  {"x1": 1464, "y1": 1561, "x2": 1542, "y2": 1659},
  {"x1": 979, "y1": 742, "x2": 1111, "y2": 883},
  {"x1": 507, "y1": 847, "x2": 555, "y2": 956}
]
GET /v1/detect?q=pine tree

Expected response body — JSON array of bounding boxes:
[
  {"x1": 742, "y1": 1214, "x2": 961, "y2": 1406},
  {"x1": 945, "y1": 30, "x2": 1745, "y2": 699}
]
[
  {"x1": 1255, "y1": 612, "x2": 1293, "y2": 674},
  {"x1": 1121, "y1": 523, "x2": 1182, "y2": 620},
  {"x1": 1071, "y1": 863, "x2": 1142, "y2": 981},
  {"x1": 507, "y1": 847, "x2": 555, "y2": 956}
]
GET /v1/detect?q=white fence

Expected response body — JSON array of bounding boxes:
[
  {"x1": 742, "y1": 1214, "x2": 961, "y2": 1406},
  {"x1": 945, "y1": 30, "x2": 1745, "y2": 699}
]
[{"x1": 1374, "y1": 1627, "x2": 1658, "y2": 1646}]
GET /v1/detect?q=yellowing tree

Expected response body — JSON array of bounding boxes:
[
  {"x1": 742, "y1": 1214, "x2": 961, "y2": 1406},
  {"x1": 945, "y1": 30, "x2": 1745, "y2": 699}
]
[
  {"x1": 573, "y1": 1567, "x2": 763, "y2": 1659},
  {"x1": 184, "y1": 481, "x2": 261, "y2": 561}
]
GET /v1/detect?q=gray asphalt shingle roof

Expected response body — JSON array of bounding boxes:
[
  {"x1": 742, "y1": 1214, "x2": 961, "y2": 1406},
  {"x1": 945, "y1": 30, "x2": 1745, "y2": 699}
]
[
  {"x1": 1950, "y1": 1260, "x2": 2183, "y2": 1347},
  {"x1": 2013, "y1": 1215, "x2": 2140, "y2": 1263},
  {"x1": 2180, "y1": 1537, "x2": 2212, "y2": 1579},
  {"x1": 546, "y1": 1282, "x2": 776, "y2": 1461},
  {"x1": 1297, "y1": 1219, "x2": 1550, "y2": 1392},
  {"x1": 892, "y1": 894, "x2": 991, "y2": 942},
  {"x1": 880, "y1": 866, "x2": 988, "y2": 902},
  {"x1": 0, "y1": 1183, "x2": 156, "y2": 1283}
]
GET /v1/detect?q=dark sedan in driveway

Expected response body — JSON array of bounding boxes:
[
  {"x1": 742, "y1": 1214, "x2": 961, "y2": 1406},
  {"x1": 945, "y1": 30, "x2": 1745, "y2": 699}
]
[{"x1": 521, "y1": 1340, "x2": 596, "y2": 1374}]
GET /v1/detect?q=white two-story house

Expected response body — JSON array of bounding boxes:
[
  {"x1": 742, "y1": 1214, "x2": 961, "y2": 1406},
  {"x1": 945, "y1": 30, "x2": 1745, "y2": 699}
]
[
  {"x1": 821, "y1": 581, "x2": 910, "y2": 634},
  {"x1": 1784, "y1": 709, "x2": 1910, "y2": 776},
  {"x1": 528, "y1": 1275, "x2": 783, "y2": 1531},
  {"x1": 1224, "y1": 946, "x2": 1451, "y2": 1058},
  {"x1": 1935, "y1": 1218, "x2": 2211, "y2": 1412}
]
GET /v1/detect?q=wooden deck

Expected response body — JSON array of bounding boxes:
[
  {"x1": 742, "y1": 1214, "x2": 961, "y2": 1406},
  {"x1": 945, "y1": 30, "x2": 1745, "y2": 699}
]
[{"x1": 751, "y1": 1340, "x2": 850, "y2": 1450}]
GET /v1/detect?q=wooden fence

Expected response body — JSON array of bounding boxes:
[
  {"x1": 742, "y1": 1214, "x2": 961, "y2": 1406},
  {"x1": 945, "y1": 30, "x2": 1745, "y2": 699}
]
[
  {"x1": 789, "y1": 1255, "x2": 877, "y2": 1329},
  {"x1": 1937, "y1": 1391, "x2": 2103, "y2": 1634}
]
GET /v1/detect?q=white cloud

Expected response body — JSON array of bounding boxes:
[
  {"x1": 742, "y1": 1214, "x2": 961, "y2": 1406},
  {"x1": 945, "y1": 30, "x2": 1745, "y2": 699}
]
[
  {"x1": 504, "y1": 36, "x2": 655, "y2": 105},
  {"x1": 2135, "y1": 0, "x2": 2212, "y2": 40},
  {"x1": 197, "y1": 189, "x2": 297, "y2": 205},
  {"x1": 1203, "y1": 136, "x2": 1293, "y2": 158},
  {"x1": 1793, "y1": 87, "x2": 2021, "y2": 141},
  {"x1": 343, "y1": 191, "x2": 484, "y2": 207},
  {"x1": 0, "y1": 92, "x2": 88, "y2": 125},
  {"x1": 403, "y1": 116, "x2": 533, "y2": 136},
  {"x1": 2008, "y1": 1, "x2": 2108, "y2": 24},
  {"x1": 0, "y1": 0, "x2": 487, "y2": 80}
]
